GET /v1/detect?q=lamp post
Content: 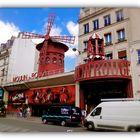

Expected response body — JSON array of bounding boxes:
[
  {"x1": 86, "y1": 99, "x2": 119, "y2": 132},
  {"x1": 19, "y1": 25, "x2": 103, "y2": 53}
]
[
  {"x1": 72, "y1": 48, "x2": 84, "y2": 66},
  {"x1": 72, "y1": 48, "x2": 81, "y2": 54}
]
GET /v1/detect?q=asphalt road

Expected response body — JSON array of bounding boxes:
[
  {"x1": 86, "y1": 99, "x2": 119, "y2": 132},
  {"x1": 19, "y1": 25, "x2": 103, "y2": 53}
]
[{"x1": 0, "y1": 117, "x2": 88, "y2": 132}]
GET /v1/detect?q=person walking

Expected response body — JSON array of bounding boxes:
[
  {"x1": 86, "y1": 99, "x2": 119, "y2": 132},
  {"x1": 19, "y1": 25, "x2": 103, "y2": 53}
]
[{"x1": 26, "y1": 106, "x2": 31, "y2": 118}]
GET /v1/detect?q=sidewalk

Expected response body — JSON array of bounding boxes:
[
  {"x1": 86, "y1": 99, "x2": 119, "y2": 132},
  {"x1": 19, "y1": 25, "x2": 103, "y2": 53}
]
[{"x1": 5, "y1": 114, "x2": 42, "y2": 123}]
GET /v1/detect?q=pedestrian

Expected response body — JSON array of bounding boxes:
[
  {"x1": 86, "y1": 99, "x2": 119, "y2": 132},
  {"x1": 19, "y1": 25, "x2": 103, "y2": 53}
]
[
  {"x1": 19, "y1": 107, "x2": 23, "y2": 117},
  {"x1": 81, "y1": 109, "x2": 87, "y2": 125},
  {"x1": 26, "y1": 106, "x2": 31, "y2": 118},
  {"x1": 17, "y1": 107, "x2": 22, "y2": 117},
  {"x1": 22, "y1": 107, "x2": 27, "y2": 118}
]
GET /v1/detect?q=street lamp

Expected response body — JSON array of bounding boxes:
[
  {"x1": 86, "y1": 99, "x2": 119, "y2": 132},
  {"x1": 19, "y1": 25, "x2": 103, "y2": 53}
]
[
  {"x1": 72, "y1": 48, "x2": 89, "y2": 64},
  {"x1": 72, "y1": 48, "x2": 81, "y2": 55}
]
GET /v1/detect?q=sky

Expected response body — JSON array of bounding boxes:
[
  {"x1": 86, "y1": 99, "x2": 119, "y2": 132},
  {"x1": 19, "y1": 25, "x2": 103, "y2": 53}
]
[
  {"x1": 0, "y1": 2, "x2": 139, "y2": 140},
  {"x1": 0, "y1": 8, "x2": 80, "y2": 72}
]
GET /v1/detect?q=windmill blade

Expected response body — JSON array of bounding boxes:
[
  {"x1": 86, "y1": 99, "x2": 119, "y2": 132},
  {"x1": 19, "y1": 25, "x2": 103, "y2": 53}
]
[
  {"x1": 51, "y1": 36, "x2": 75, "y2": 44},
  {"x1": 46, "y1": 13, "x2": 56, "y2": 35},
  {"x1": 20, "y1": 32, "x2": 44, "y2": 39}
]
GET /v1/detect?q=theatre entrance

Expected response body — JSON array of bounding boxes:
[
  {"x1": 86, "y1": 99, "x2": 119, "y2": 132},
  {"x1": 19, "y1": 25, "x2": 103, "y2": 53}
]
[
  {"x1": 80, "y1": 78, "x2": 132, "y2": 114},
  {"x1": 31, "y1": 104, "x2": 49, "y2": 117}
]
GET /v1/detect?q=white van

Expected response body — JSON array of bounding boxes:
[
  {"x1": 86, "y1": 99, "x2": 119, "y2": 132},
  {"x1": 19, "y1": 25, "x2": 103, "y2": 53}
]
[{"x1": 84, "y1": 98, "x2": 140, "y2": 132}]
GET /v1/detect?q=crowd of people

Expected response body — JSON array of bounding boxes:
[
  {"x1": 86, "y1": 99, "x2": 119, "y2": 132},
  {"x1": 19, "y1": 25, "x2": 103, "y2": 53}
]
[{"x1": 17, "y1": 105, "x2": 31, "y2": 118}]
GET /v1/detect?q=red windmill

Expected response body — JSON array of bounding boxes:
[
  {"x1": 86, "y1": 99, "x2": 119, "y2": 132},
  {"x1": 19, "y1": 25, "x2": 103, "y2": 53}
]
[{"x1": 20, "y1": 13, "x2": 75, "y2": 77}]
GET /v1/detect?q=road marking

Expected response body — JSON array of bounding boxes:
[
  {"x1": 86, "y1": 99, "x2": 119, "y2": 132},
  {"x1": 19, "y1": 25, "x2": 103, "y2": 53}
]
[{"x1": 67, "y1": 129, "x2": 73, "y2": 132}]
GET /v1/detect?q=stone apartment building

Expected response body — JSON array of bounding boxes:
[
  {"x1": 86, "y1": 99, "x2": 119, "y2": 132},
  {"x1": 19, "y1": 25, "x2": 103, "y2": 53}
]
[
  {"x1": 78, "y1": 8, "x2": 140, "y2": 98},
  {"x1": 0, "y1": 33, "x2": 39, "y2": 85},
  {"x1": 0, "y1": 37, "x2": 14, "y2": 84}
]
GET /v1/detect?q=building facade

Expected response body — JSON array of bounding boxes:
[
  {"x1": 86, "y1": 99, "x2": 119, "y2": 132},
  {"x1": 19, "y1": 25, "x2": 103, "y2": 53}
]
[
  {"x1": 78, "y1": 8, "x2": 140, "y2": 98},
  {"x1": 0, "y1": 36, "x2": 14, "y2": 85},
  {"x1": 1, "y1": 8, "x2": 140, "y2": 116},
  {"x1": 0, "y1": 33, "x2": 39, "y2": 103},
  {"x1": 7, "y1": 32, "x2": 39, "y2": 83}
]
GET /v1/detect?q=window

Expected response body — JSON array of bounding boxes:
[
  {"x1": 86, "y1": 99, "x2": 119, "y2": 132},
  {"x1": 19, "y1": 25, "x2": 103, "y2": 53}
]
[
  {"x1": 116, "y1": 10, "x2": 123, "y2": 22},
  {"x1": 93, "y1": 19, "x2": 99, "y2": 30},
  {"x1": 1, "y1": 68, "x2": 5, "y2": 76},
  {"x1": 105, "y1": 53, "x2": 113, "y2": 60},
  {"x1": 104, "y1": 33, "x2": 112, "y2": 46},
  {"x1": 117, "y1": 29, "x2": 125, "y2": 42},
  {"x1": 46, "y1": 57, "x2": 50, "y2": 64},
  {"x1": 104, "y1": 15, "x2": 111, "y2": 26},
  {"x1": 84, "y1": 23, "x2": 89, "y2": 34},
  {"x1": 49, "y1": 107, "x2": 60, "y2": 115},
  {"x1": 52, "y1": 57, "x2": 57, "y2": 64},
  {"x1": 83, "y1": 41, "x2": 88, "y2": 51},
  {"x1": 59, "y1": 58, "x2": 62, "y2": 64},
  {"x1": 137, "y1": 50, "x2": 140, "y2": 63},
  {"x1": 118, "y1": 50, "x2": 127, "y2": 60},
  {"x1": 91, "y1": 107, "x2": 102, "y2": 116}
]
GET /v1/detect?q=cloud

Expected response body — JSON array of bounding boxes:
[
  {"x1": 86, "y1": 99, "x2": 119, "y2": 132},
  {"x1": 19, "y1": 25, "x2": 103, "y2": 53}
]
[
  {"x1": 65, "y1": 47, "x2": 78, "y2": 58},
  {"x1": 67, "y1": 21, "x2": 78, "y2": 36},
  {"x1": 0, "y1": 20, "x2": 20, "y2": 44},
  {"x1": 50, "y1": 25, "x2": 62, "y2": 36},
  {"x1": 65, "y1": 21, "x2": 79, "y2": 58},
  {"x1": 44, "y1": 21, "x2": 62, "y2": 36},
  {"x1": 66, "y1": 21, "x2": 78, "y2": 45}
]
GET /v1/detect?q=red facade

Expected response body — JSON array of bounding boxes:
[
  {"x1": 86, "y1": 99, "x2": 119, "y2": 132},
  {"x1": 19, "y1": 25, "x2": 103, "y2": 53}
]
[
  {"x1": 36, "y1": 39, "x2": 68, "y2": 76},
  {"x1": 8, "y1": 85, "x2": 75, "y2": 105},
  {"x1": 75, "y1": 60, "x2": 131, "y2": 81},
  {"x1": 87, "y1": 33, "x2": 105, "y2": 61},
  {"x1": 75, "y1": 33, "x2": 133, "y2": 112},
  {"x1": 25, "y1": 85, "x2": 75, "y2": 105}
]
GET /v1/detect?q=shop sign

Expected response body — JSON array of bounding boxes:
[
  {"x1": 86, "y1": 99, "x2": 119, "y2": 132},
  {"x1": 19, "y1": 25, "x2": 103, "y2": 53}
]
[
  {"x1": 75, "y1": 60, "x2": 131, "y2": 81},
  {"x1": 12, "y1": 68, "x2": 64, "y2": 82},
  {"x1": 8, "y1": 91, "x2": 25, "y2": 103}
]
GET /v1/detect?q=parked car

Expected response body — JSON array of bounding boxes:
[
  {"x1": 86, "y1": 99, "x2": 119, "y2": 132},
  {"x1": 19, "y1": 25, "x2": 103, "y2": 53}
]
[
  {"x1": 0, "y1": 100, "x2": 6, "y2": 117},
  {"x1": 84, "y1": 98, "x2": 140, "y2": 132},
  {"x1": 42, "y1": 105, "x2": 82, "y2": 126}
]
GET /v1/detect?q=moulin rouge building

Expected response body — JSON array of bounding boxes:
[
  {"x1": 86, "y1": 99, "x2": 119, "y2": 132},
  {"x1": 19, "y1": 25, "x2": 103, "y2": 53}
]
[{"x1": 2, "y1": 13, "x2": 133, "y2": 116}]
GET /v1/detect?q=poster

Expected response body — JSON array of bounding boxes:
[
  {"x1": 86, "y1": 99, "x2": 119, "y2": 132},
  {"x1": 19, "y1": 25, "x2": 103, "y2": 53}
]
[
  {"x1": 25, "y1": 85, "x2": 75, "y2": 104},
  {"x1": 8, "y1": 91, "x2": 25, "y2": 103}
]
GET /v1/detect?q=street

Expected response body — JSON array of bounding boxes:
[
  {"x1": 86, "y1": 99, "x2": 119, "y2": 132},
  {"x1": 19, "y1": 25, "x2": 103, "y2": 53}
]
[{"x1": 0, "y1": 116, "x2": 88, "y2": 132}]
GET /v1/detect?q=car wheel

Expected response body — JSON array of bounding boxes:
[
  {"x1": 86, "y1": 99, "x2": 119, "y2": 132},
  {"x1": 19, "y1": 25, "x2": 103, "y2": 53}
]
[
  {"x1": 42, "y1": 118, "x2": 48, "y2": 124},
  {"x1": 61, "y1": 120, "x2": 66, "y2": 126},
  {"x1": 128, "y1": 126, "x2": 136, "y2": 132},
  {"x1": 87, "y1": 123, "x2": 94, "y2": 131}
]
